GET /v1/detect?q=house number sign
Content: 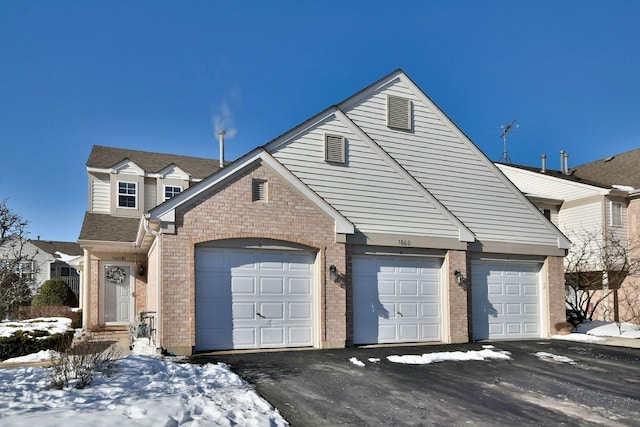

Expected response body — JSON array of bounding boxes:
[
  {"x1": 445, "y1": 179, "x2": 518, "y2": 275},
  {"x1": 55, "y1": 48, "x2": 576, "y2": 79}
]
[{"x1": 399, "y1": 239, "x2": 412, "y2": 246}]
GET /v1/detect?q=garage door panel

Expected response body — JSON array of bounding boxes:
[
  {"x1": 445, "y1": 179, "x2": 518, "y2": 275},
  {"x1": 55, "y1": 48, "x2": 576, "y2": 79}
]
[
  {"x1": 232, "y1": 277, "x2": 256, "y2": 294},
  {"x1": 260, "y1": 328, "x2": 285, "y2": 346},
  {"x1": 196, "y1": 247, "x2": 315, "y2": 351},
  {"x1": 289, "y1": 302, "x2": 311, "y2": 320},
  {"x1": 399, "y1": 280, "x2": 418, "y2": 296},
  {"x1": 353, "y1": 256, "x2": 442, "y2": 345},
  {"x1": 232, "y1": 302, "x2": 256, "y2": 320},
  {"x1": 397, "y1": 302, "x2": 418, "y2": 318},
  {"x1": 289, "y1": 278, "x2": 311, "y2": 294},
  {"x1": 472, "y1": 261, "x2": 542, "y2": 340},
  {"x1": 399, "y1": 324, "x2": 419, "y2": 340},
  {"x1": 289, "y1": 327, "x2": 312, "y2": 344},
  {"x1": 233, "y1": 328, "x2": 257, "y2": 348},
  {"x1": 260, "y1": 277, "x2": 284, "y2": 294}
]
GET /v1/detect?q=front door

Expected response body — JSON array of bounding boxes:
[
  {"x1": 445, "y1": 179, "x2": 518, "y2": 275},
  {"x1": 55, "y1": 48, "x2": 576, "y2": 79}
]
[{"x1": 103, "y1": 264, "x2": 133, "y2": 323}]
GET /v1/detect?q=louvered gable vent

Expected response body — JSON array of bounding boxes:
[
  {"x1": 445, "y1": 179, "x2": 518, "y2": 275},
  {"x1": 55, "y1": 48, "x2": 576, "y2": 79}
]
[
  {"x1": 387, "y1": 95, "x2": 412, "y2": 130},
  {"x1": 252, "y1": 179, "x2": 267, "y2": 202},
  {"x1": 325, "y1": 134, "x2": 346, "y2": 164}
]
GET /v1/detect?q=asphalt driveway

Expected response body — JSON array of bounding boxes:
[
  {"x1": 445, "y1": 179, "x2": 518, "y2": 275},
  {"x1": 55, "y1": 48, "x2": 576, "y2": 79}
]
[{"x1": 192, "y1": 340, "x2": 640, "y2": 426}]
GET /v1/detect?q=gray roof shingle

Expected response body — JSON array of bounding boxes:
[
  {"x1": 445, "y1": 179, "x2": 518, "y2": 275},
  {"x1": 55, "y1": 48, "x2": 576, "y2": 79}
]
[
  {"x1": 570, "y1": 148, "x2": 640, "y2": 189},
  {"x1": 87, "y1": 145, "x2": 222, "y2": 179},
  {"x1": 78, "y1": 212, "x2": 140, "y2": 243},
  {"x1": 29, "y1": 240, "x2": 83, "y2": 257}
]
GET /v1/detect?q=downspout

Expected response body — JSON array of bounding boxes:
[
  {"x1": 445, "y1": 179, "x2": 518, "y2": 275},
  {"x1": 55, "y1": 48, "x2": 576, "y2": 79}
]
[
  {"x1": 82, "y1": 248, "x2": 90, "y2": 330},
  {"x1": 144, "y1": 214, "x2": 162, "y2": 348}
]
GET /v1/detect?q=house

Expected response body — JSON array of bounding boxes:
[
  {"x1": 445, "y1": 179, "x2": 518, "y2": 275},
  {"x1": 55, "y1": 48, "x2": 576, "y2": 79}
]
[
  {"x1": 497, "y1": 148, "x2": 640, "y2": 322},
  {"x1": 0, "y1": 237, "x2": 82, "y2": 296},
  {"x1": 77, "y1": 70, "x2": 570, "y2": 355}
]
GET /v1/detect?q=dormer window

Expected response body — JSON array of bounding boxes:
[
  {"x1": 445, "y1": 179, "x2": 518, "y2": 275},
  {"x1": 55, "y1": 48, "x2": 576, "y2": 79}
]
[
  {"x1": 387, "y1": 95, "x2": 412, "y2": 130},
  {"x1": 164, "y1": 185, "x2": 182, "y2": 201},
  {"x1": 118, "y1": 181, "x2": 137, "y2": 208}
]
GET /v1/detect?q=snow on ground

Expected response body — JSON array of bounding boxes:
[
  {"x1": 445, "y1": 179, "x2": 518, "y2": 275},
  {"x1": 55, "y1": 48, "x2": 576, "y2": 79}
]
[
  {"x1": 349, "y1": 357, "x2": 365, "y2": 367},
  {"x1": 576, "y1": 321, "x2": 640, "y2": 338},
  {"x1": 0, "y1": 317, "x2": 72, "y2": 338},
  {"x1": 535, "y1": 352, "x2": 577, "y2": 365},
  {"x1": 552, "y1": 321, "x2": 640, "y2": 343},
  {"x1": 0, "y1": 354, "x2": 288, "y2": 426},
  {"x1": 387, "y1": 349, "x2": 511, "y2": 365}
]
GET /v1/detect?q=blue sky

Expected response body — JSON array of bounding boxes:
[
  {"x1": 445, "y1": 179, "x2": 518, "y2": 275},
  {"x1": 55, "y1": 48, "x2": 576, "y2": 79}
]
[{"x1": 1, "y1": 1, "x2": 639, "y2": 243}]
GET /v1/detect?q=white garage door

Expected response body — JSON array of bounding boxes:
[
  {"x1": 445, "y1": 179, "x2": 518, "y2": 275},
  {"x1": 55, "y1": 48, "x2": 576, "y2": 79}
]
[
  {"x1": 352, "y1": 255, "x2": 441, "y2": 345},
  {"x1": 472, "y1": 261, "x2": 541, "y2": 340},
  {"x1": 195, "y1": 247, "x2": 315, "y2": 351}
]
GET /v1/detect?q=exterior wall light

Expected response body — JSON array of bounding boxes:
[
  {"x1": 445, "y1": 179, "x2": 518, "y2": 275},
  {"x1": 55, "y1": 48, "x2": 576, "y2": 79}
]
[
  {"x1": 329, "y1": 264, "x2": 338, "y2": 281},
  {"x1": 454, "y1": 270, "x2": 465, "y2": 286},
  {"x1": 137, "y1": 263, "x2": 146, "y2": 277}
]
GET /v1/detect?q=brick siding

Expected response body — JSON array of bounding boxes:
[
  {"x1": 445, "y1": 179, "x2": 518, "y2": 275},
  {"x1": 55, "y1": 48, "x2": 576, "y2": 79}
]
[{"x1": 159, "y1": 161, "x2": 346, "y2": 354}]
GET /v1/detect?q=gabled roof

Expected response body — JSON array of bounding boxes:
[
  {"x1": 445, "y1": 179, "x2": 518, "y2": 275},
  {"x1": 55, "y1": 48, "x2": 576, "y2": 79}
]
[
  {"x1": 78, "y1": 212, "x2": 140, "y2": 243},
  {"x1": 86, "y1": 145, "x2": 221, "y2": 179},
  {"x1": 571, "y1": 147, "x2": 640, "y2": 189},
  {"x1": 29, "y1": 240, "x2": 83, "y2": 257},
  {"x1": 147, "y1": 148, "x2": 355, "y2": 235}
]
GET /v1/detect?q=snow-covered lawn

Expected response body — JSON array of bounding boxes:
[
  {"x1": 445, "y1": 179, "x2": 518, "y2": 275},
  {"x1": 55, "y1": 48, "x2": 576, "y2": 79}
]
[
  {"x1": 0, "y1": 317, "x2": 72, "y2": 338},
  {"x1": 0, "y1": 319, "x2": 287, "y2": 426},
  {"x1": 552, "y1": 320, "x2": 640, "y2": 343}
]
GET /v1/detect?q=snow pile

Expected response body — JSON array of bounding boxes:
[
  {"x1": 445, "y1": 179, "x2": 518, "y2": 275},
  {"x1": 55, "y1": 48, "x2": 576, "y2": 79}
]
[
  {"x1": 0, "y1": 356, "x2": 288, "y2": 426},
  {"x1": 577, "y1": 321, "x2": 640, "y2": 339},
  {"x1": 551, "y1": 333, "x2": 606, "y2": 343},
  {"x1": 349, "y1": 357, "x2": 365, "y2": 367},
  {"x1": 535, "y1": 351, "x2": 576, "y2": 365},
  {"x1": 2, "y1": 349, "x2": 59, "y2": 364},
  {"x1": 387, "y1": 349, "x2": 511, "y2": 365},
  {"x1": 0, "y1": 317, "x2": 72, "y2": 338}
]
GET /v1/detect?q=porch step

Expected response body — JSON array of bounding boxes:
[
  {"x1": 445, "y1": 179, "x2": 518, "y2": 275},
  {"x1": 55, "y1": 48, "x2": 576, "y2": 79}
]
[{"x1": 74, "y1": 330, "x2": 132, "y2": 356}]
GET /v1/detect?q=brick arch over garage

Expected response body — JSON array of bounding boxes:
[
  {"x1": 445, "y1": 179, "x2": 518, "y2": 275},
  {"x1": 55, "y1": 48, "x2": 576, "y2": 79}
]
[{"x1": 159, "y1": 161, "x2": 347, "y2": 353}]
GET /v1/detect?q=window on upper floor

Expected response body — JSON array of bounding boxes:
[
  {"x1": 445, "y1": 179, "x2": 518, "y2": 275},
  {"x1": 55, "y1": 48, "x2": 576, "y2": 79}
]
[
  {"x1": 387, "y1": 94, "x2": 412, "y2": 130},
  {"x1": 610, "y1": 201, "x2": 623, "y2": 227},
  {"x1": 118, "y1": 181, "x2": 137, "y2": 208},
  {"x1": 16, "y1": 261, "x2": 34, "y2": 279},
  {"x1": 164, "y1": 185, "x2": 182, "y2": 201},
  {"x1": 325, "y1": 134, "x2": 346, "y2": 164}
]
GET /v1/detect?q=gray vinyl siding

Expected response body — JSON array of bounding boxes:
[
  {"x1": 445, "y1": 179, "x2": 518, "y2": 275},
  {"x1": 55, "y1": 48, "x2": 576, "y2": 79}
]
[
  {"x1": 144, "y1": 178, "x2": 157, "y2": 212},
  {"x1": 90, "y1": 173, "x2": 110, "y2": 214},
  {"x1": 271, "y1": 115, "x2": 461, "y2": 239},
  {"x1": 343, "y1": 79, "x2": 560, "y2": 247}
]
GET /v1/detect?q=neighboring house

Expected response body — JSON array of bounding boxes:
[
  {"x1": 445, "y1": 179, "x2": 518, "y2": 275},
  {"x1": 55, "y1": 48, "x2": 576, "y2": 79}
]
[
  {"x1": 77, "y1": 70, "x2": 570, "y2": 355},
  {"x1": 0, "y1": 237, "x2": 83, "y2": 296},
  {"x1": 498, "y1": 148, "x2": 640, "y2": 322}
]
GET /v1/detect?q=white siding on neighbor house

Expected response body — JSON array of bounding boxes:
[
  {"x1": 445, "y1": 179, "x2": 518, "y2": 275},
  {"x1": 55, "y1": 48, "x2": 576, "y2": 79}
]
[
  {"x1": 144, "y1": 178, "x2": 157, "y2": 212},
  {"x1": 559, "y1": 200, "x2": 603, "y2": 236},
  {"x1": 91, "y1": 174, "x2": 110, "y2": 213},
  {"x1": 271, "y1": 114, "x2": 462, "y2": 239},
  {"x1": 342, "y1": 77, "x2": 561, "y2": 247},
  {"x1": 497, "y1": 165, "x2": 607, "y2": 201}
]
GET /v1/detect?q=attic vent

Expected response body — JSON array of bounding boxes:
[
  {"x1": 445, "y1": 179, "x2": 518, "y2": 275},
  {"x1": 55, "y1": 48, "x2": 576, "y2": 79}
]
[
  {"x1": 325, "y1": 134, "x2": 346, "y2": 164},
  {"x1": 252, "y1": 179, "x2": 267, "y2": 202},
  {"x1": 387, "y1": 95, "x2": 411, "y2": 130}
]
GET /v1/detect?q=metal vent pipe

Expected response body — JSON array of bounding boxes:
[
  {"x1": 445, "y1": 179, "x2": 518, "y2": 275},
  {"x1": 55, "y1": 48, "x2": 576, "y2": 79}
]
[
  {"x1": 541, "y1": 154, "x2": 547, "y2": 173},
  {"x1": 218, "y1": 130, "x2": 226, "y2": 168}
]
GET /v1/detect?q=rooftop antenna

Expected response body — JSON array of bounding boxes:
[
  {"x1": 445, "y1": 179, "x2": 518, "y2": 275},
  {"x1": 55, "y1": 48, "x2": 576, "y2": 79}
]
[{"x1": 499, "y1": 120, "x2": 518, "y2": 163}]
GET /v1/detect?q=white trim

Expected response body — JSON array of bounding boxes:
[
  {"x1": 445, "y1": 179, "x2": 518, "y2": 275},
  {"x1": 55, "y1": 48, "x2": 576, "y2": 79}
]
[{"x1": 117, "y1": 180, "x2": 138, "y2": 209}]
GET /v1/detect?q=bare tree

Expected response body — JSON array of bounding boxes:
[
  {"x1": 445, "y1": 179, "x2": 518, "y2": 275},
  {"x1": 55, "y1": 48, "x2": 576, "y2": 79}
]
[
  {"x1": 564, "y1": 228, "x2": 640, "y2": 325},
  {"x1": 0, "y1": 199, "x2": 36, "y2": 319}
]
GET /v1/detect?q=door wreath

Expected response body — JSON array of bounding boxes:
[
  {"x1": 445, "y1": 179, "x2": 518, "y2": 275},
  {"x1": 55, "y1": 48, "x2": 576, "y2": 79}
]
[{"x1": 106, "y1": 266, "x2": 127, "y2": 285}]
